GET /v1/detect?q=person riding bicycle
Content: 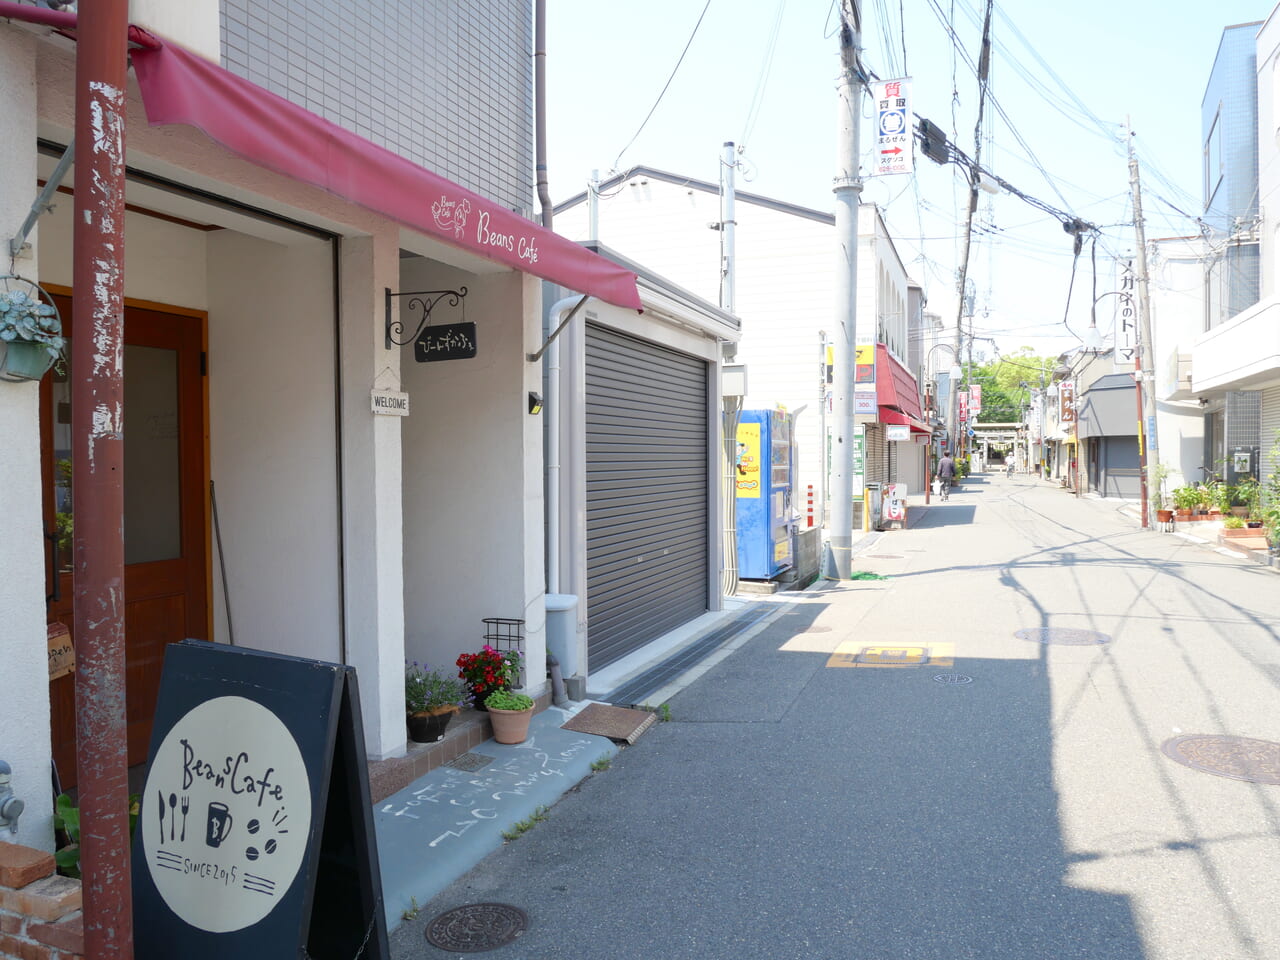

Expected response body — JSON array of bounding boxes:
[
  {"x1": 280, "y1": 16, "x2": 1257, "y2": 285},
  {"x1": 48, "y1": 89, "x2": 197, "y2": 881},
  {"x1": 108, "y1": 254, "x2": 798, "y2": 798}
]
[{"x1": 938, "y1": 452, "x2": 957, "y2": 501}]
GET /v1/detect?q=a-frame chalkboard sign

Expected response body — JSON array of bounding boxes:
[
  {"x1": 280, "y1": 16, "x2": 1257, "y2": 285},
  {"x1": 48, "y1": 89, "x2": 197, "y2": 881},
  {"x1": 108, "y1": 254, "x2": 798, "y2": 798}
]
[{"x1": 131, "y1": 641, "x2": 390, "y2": 960}]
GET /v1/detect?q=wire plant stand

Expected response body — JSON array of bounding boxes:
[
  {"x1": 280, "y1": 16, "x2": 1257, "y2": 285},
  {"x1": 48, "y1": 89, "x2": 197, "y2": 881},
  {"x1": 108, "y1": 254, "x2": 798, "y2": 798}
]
[{"x1": 482, "y1": 617, "x2": 525, "y2": 687}]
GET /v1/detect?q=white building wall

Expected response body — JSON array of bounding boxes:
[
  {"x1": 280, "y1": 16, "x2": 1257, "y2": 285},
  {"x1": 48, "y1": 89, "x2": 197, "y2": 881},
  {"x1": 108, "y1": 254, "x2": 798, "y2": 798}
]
[
  {"x1": 206, "y1": 231, "x2": 343, "y2": 661},
  {"x1": 1150, "y1": 237, "x2": 1210, "y2": 488},
  {"x1": 0, "y1": 28, "x2": 51, "y2": 851},
  {"x1": 400, "y1": 265, "x2": 547, "y2": 698}
]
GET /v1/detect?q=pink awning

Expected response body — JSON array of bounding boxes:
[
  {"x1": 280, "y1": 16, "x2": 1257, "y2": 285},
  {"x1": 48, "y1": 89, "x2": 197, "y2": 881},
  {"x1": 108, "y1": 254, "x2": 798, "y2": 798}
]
[
  {"x1": 121, "y1": 38, "x2": 642, "y2": 310},
  {"x1": 874, "y1": 344, "x2": 924, "y2": 420}
]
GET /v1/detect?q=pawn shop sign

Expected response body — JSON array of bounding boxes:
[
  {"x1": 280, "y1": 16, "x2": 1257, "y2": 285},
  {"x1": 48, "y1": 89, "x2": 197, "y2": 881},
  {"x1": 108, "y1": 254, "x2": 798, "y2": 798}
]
[{"x1": 873, "y1": 79, "x2": 913, "y2": 177}]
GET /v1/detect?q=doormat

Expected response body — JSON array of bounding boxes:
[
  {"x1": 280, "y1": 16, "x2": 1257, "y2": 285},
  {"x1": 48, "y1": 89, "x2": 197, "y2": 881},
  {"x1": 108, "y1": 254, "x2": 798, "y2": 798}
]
[{"x1": 560, "y1": 703, "x2": 657, "y2": 744}]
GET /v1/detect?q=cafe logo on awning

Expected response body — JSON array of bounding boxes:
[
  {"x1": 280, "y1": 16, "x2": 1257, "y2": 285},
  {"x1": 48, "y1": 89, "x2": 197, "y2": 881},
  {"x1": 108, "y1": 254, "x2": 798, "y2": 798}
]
[{"x1": 141, "y1": 696, "x2": 312, "y2": 933}]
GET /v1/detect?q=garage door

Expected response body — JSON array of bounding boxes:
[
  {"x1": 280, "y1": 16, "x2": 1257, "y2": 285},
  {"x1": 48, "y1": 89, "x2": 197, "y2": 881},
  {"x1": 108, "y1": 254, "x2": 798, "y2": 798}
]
[{"x1": 585, "y1": 324, "x2": 709, "y2": 668}]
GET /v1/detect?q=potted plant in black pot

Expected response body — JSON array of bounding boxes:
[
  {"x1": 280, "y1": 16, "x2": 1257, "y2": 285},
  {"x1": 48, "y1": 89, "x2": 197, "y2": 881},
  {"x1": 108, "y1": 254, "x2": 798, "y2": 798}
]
[{"x1": 405, "y1": 661, "x2": 467, "y2": 743}]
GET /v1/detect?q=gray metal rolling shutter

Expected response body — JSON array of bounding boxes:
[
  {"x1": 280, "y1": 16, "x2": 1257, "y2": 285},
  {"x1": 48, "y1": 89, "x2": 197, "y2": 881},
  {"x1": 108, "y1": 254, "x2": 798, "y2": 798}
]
[
  {"x1": 585, "y1": 324, "x2": 709, "y2": 668},
  {"x1": 1261, "y1": 386, "x2": 1280, "y2": 477}
]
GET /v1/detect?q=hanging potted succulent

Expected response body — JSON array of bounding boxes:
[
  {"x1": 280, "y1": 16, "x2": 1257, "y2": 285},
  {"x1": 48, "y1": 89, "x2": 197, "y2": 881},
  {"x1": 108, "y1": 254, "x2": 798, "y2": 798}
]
[
  {"x1": 404, "y1": 661, "x2": 466, "y2": 743},
  {"x1": 0, "y1": 277, "x2": 64, "y2": 382}
]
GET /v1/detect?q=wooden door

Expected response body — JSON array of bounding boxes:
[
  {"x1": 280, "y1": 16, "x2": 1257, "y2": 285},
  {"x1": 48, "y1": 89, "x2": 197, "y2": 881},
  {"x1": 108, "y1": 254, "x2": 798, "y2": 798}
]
[{"x1": 43, "y1": 295, "x2": 209, "y2": 790}]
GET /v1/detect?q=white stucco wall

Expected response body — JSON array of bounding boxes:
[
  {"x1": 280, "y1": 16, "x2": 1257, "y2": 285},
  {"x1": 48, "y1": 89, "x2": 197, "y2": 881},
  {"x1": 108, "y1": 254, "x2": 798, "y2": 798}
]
[
  {"x1": 1149, "y1": 237, "x2": 1209, "y2": 487},
  {"x1": 338, "y1": 231, "x2": 407, "y2": 760},
  {"x1": 0, "y1": 26, "x2": 52, "y2": 851},
  {"x1": 400, "y1": 264, "x2": 547, "y2": 697},
  {"x1": 207, "y1": 231, "x2": 343, "y2": 661}
]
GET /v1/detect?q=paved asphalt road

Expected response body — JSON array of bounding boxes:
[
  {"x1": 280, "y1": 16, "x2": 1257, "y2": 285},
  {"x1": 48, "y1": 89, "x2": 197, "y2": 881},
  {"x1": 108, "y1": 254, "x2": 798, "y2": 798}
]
[{"x1": 392, "y1": 472, "x2": 1280, "y2": 960}]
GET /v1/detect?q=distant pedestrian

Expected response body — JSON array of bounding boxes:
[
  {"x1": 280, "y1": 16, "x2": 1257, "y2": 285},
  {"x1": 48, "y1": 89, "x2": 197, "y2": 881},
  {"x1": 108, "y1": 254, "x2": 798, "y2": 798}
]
[{"x1": 938, "y1": 452, "x2": 956, "y2": 501}]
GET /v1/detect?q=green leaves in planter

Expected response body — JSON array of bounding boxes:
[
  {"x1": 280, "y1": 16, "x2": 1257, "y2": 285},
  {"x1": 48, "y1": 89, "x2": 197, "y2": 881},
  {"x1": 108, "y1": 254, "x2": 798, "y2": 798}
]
[{"x1": 484, "y1": 690, "x2": 534, "y2": 711}]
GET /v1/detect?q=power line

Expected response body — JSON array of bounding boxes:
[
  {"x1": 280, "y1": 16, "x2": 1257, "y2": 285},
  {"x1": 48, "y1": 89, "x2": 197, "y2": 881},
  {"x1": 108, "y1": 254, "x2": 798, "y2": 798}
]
[{"x1": 611, "y1": 0, "x2": 714, "y2": 172}]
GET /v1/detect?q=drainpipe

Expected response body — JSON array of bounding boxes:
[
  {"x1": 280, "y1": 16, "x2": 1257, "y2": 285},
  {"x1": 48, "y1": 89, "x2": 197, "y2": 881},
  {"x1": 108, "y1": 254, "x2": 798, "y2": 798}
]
[
  {"x1": 535, "y1": 0, "x2": 552, "y2": 229},
  {"x1": 72, "y1": 0, "x2": 134, "y2": 956}
]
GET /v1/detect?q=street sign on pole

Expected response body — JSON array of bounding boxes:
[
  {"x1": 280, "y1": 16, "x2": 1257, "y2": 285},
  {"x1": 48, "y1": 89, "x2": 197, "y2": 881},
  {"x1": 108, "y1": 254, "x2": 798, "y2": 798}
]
[{"x1": 872, "y1": 79, "x2": 913, "y2": 177}]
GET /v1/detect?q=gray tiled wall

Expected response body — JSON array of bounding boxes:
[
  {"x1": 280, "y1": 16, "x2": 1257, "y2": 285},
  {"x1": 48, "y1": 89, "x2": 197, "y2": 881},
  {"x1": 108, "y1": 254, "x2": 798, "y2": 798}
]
[
  {"x1": 220, "y1": 0, "x2": 535, "y2": 216},
  {"x1": 1202, "y1": 22, "x2": 1261, "y2": 324}
]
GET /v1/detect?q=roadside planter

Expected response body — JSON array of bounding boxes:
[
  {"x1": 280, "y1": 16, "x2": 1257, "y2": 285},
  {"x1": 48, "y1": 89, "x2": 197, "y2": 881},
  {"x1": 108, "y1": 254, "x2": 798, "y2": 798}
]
[{"x1": 484, "y1": 690, "x2": 535, "y2": 744}]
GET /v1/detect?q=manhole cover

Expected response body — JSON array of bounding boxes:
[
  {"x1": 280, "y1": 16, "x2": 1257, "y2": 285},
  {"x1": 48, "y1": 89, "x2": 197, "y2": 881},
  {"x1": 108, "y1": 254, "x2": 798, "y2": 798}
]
[
  {"x1": 425, "y1": 903, "x2": 528, "y2": 953},
  {"x1": 865, "y1": 554, "x2": 904, "y2": 559},
  {"x1": 1161, "y1": 735, "x2": 1280, "y2": 785},
  {"x1": 447, "y1": 752, "x2": 494, "y2": 773},
  {"x1": 933, "y1": 674, "x2": 973, "y2": 684},
  {"x1": 1015, "y1": 627, "x2": 1111, "y2": 646}
]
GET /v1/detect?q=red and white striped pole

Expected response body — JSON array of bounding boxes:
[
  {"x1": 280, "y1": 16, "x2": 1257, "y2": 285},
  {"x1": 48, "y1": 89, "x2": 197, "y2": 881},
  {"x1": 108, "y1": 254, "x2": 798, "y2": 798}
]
[{"x1": 806, "y1": 484, "x2": 815, "y2": 527}]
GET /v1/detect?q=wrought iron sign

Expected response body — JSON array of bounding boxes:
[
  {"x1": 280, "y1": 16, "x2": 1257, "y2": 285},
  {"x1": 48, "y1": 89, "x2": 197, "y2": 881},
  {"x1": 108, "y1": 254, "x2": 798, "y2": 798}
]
[{"x1": 384, "y1": 286, "x2": 470, "y2": 357}]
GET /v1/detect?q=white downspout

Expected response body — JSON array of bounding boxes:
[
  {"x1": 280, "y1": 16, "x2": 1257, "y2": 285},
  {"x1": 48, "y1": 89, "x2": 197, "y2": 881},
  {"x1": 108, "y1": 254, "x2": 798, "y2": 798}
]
[{"x1": 545, "y1": 295, "x2": 581, "y2": 595}]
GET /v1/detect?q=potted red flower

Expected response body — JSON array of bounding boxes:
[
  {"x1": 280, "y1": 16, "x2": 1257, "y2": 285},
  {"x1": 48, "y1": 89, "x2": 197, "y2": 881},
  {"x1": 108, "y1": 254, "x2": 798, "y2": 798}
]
[{"x1": 456, "y1": 645, "x2": 521, "y2": 711}]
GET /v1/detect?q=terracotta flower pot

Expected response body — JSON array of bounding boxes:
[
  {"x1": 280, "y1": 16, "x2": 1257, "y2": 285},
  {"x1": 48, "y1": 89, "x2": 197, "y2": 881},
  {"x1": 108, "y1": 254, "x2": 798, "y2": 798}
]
[
  {"x1": 487, "y1": 704, "x2": 534, "y2": 744},
  {"x1": 1155, "y1": 509, "x2": 1174, "y2": 523},
  {"x1": 406, "y1": 706, "x2": 459, "y2": 743}
]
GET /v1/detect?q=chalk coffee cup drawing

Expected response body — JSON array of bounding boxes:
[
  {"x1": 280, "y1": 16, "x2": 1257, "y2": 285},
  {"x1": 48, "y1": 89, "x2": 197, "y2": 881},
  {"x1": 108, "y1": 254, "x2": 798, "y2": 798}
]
[{"x1": 206, "y1": 802, "x2": 233, "y2": 848}]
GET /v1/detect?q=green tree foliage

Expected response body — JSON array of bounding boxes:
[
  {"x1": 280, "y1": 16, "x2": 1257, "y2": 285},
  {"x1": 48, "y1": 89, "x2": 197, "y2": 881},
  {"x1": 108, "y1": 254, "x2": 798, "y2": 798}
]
[{"x1": 967, "y1": 348, "x2": 1057, "y2": 424}]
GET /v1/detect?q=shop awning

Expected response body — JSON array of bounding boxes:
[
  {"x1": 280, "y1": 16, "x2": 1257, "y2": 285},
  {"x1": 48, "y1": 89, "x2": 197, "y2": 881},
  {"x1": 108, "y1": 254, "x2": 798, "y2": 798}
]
[
  {"x1": 0, "y1": 3, "x2": 644, "y2": 311},
  {"x1": 128, "y1": 41, "x2": 642, "y2": 309},
  {"x1": 878, "y1": 408, "x2": 931, "y2": 433},
  {"x1": 874, "y1": 344, "x2": 925, "y2": 424}
]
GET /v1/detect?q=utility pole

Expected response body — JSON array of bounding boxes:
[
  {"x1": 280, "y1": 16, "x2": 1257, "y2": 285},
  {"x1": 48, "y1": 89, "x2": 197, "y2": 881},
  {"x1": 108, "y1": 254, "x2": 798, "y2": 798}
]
[
  {"x1": 1128, "y1": 121, "x2": 1159, "y2": 528},
  {"x1": 950, "y1": 0, "x2": 994, "y2": 460},
  {"x1": 720, "y1": 141, "x2": 737, "y2": 312},
  {"x1": 72, "y1": 0, "x2": 133, "y2": 956},
  {"x1": 824, "y1": 0, "x2": 862, "y2": 580}
]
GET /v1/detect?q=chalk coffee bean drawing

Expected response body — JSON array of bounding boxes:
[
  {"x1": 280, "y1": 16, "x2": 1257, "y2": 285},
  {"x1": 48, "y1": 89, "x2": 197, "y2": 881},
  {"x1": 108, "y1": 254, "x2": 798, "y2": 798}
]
[{"x1": 141, "y1": 696, "x2": 312, "y2": 934}]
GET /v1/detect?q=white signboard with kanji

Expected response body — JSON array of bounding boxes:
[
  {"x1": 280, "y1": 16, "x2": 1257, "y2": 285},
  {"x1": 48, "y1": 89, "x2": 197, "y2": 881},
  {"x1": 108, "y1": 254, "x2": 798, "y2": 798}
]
[
  {"x1": 873, "y1": 79, "x2": 913, "y2": 177},
  {"x1": 1114, "y1": 260, "x2": 1137, "y2": 368}
]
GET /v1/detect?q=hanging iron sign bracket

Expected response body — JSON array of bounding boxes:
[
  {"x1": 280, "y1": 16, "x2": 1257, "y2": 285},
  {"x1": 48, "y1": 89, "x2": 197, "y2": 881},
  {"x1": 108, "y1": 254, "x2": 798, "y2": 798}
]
[{"x1": 385, "y1": 286, "x2": 468, "y2": 349}]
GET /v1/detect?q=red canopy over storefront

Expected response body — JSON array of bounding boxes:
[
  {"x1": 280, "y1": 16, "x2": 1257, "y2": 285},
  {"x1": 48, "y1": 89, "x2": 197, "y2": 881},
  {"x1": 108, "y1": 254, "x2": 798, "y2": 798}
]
[
  {"x1": 0, "y1": 2, "x2": 642, "y2": 310},
  {"x1": 874, "y1": 344, "x2": 929, "y2": 431}
]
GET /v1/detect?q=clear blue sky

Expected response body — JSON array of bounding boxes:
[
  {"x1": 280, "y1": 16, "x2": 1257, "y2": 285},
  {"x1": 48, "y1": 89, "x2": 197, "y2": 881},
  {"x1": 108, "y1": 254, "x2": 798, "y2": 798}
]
[{"x1": 546, "y1": 0, "x2": 1271, "y2": 359}]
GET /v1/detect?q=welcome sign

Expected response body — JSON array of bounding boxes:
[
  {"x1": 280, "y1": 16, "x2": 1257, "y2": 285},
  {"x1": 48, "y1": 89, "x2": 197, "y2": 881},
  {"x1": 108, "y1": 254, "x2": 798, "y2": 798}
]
[{"x1": 132, "y1": 642, "x2": 389, "y2": 959}]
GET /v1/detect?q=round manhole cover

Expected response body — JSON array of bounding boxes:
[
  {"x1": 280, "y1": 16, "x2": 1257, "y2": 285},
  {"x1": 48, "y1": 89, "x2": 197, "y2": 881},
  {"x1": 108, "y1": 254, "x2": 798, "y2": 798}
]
[
  {"x1": 933, "y1": 674, "x2": 973, "y2": 684},
  {"x1": 1161, "y1": 735, "x2": 1280, "y2": 785},
  {"x1": 425, "y1": 903, "x2": 529, "y2": 953},
  {"x1": 865, "y1": 554, "x2": 904, "y2": 559},
  {"x1": 1016, "y1": 627, "x2": 1110, "y2": 646}
]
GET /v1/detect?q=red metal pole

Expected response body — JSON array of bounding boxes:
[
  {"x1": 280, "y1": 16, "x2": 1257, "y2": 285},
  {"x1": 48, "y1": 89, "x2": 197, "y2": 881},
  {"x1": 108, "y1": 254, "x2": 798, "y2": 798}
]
[
  {"x1": 1135, "y1": 355, "x2": 1150, "y2": 529},
  {"x1": 71, "y1": 0, "x2": 133, "y2": 956}
]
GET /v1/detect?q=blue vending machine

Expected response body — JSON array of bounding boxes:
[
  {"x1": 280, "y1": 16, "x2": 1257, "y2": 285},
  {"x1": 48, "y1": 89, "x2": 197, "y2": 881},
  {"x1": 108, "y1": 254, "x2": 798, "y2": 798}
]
[{"x1": 735, "y1": 409, "x2": 794, "y2": 579}]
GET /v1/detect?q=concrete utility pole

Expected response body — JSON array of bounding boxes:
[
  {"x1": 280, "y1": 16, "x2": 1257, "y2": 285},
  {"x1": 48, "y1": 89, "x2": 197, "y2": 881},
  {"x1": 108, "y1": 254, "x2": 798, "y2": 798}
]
[
  {"x1": 825, "y1": 0, "x2": 863, "y2": 580},
  {"x1": 72, "y1": 0, "x2": 133, "y2": 956},
  {"x1": 720, "y1": 141, "x2": 737, "y2": 312},
  {"x1": 1128, "y1": 122, "x2": 1159, "y2": 528}
]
